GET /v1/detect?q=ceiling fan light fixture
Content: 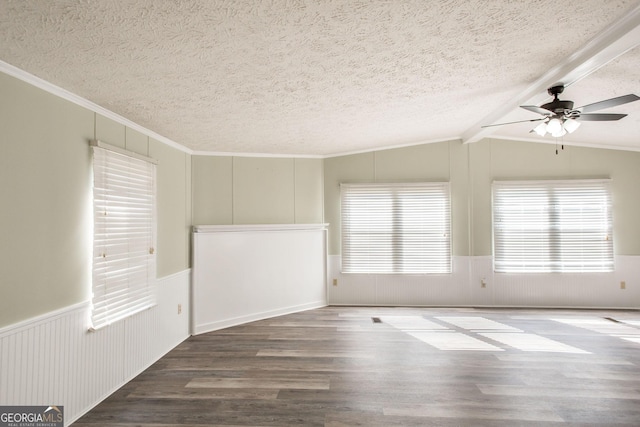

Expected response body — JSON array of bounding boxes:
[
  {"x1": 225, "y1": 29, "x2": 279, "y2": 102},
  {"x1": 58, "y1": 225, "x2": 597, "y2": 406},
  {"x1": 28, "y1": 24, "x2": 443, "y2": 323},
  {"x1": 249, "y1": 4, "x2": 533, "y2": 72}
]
[
  {"x1": 563, "y1": 118, "x2": 581, "y2": 134},
  {"x1": 546, "y1": 118, "x2": 562, "y2": 134},
  {"x1": 551, "y1": 127, "x2": 567, "y2": 138},
  {"x1": 533, "y1": 122, "x2": 547, "y2": 136},
  {"x1": 488, "y1": 87, "x2": 639, "y2": 139}
]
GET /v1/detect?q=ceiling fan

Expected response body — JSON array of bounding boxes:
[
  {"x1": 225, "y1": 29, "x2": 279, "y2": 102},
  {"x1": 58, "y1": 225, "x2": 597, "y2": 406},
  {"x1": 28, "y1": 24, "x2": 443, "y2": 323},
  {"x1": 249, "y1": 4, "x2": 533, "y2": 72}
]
[{"x1": 483, "y1": 85, "x2": 640, "y2": 137}]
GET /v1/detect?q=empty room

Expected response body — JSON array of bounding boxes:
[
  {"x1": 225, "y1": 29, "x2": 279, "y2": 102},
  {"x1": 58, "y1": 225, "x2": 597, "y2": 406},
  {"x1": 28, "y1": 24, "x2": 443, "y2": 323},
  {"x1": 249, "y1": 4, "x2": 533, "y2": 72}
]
[{"x1": 1, "y1": 1, "x2": 639, "y2": 426}]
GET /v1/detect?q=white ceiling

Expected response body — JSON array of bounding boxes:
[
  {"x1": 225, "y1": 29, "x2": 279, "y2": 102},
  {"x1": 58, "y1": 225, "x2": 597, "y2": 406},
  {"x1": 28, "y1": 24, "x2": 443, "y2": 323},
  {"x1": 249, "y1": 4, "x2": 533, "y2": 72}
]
[{"x1": 1, "y1": 0, "x2": 639, "y2": 157}]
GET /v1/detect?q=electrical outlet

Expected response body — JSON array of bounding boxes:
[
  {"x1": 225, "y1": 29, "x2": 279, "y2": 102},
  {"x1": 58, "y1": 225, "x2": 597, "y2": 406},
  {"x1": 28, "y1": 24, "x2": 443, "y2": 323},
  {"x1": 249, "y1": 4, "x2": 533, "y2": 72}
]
[
  {"x1": 333, "y1": 279, "x2": 338, "y2": 286},
  {"x1": 178, "y1": 304, "x2": 182, "y2": 314},
  {"x1": 481, "y1": 278, "x2": 487, "y2": 288},
  {"x1": 620, "y1": 281, "x2": 626, "y2": 290}
]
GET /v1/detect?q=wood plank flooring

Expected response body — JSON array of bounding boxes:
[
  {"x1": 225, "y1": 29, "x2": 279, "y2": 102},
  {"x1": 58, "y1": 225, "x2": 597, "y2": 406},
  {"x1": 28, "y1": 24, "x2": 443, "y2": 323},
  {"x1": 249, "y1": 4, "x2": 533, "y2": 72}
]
[{"x1": 73, "y1": 307, "x2": 640, "y2": 426}]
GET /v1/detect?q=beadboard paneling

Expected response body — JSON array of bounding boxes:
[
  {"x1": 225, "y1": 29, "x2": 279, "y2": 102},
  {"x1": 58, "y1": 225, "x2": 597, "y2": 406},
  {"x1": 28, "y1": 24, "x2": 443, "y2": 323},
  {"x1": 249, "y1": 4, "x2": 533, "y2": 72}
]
[
  {"x1": 328, "y1": 255, "x2": 640, "y2": 308},
  {"x1": 0, "y1": 269, "x2": 190, "y2": 426}
]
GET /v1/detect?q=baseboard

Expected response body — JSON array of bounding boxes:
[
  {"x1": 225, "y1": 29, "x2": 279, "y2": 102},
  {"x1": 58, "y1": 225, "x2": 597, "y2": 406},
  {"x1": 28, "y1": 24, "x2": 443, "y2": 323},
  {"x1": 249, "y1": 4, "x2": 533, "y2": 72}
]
[
  {"x1": 193, "y1": 300, "x2": 327, "y2": 335},
  {"x1": 327, "y1": 303, "x2": 640, "y2": 311}
]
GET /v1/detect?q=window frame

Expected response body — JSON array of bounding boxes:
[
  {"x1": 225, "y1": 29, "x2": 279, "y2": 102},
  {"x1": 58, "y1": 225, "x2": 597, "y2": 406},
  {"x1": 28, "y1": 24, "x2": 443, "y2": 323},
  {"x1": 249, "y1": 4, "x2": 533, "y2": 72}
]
[
  {"x1": 340, "y1": 182, "x2": 452, "y2": 275},
  {"x1": 90, "y1": 140, "x2": 157, "y2": 330},
  {"x1": 492, "y1": 179, "x2": 613, "y2": 274}
]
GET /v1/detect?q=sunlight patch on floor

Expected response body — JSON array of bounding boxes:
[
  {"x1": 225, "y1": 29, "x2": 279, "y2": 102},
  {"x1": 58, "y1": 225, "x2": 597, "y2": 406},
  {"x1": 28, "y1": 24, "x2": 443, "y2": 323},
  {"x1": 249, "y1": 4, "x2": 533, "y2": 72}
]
[
  {"x1": 480, "y1": 332, "x2": 590, "y2": 354},
  {"x1": 380, "y1": 316, "x2": 449, "y2": 330},
  {"x1": 379, "y1": 316, "x2": 591, "y2": 353},
  {"x1": 553, "y1": 318, "x2": 640, "y2": 345},
  {"x1": 619, "y1": 336, "x2": 640, "y2": 344},
  {"x1": 436, "y1": 316, "x2": 522, "y2": 332},
  {"x1": 407, "y1": 331, "x2": 504, "y2": 351}
]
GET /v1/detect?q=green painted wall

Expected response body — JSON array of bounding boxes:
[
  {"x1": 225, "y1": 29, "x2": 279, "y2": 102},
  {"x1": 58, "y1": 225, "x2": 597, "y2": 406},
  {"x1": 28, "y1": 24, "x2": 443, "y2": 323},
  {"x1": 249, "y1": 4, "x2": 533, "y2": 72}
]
[
  {"x1": 191, "y1": 156, "x2": 324, "y2": 226},
  {"x1": 0, "y1": 72, "x2": 191, "y2": 328},
  {"x1": 149, "y1": 138, "x2": 191, "y2": 277},
  {"x1": 192, "y1": 156, "x2": 233, "y2": 225},
  {"x1": 0, "y1": 72, "x2": 94, "y2": 328},
  {"x1": 324, "y1": 139, "x2": 640, "y2": 257}
]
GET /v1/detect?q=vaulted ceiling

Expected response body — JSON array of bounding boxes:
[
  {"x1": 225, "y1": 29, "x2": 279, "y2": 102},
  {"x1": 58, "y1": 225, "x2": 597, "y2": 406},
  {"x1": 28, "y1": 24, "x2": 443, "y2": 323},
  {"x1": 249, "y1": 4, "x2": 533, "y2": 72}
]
[{"x1": 1, "y1": 0, "x2": 639, "y2": 156}]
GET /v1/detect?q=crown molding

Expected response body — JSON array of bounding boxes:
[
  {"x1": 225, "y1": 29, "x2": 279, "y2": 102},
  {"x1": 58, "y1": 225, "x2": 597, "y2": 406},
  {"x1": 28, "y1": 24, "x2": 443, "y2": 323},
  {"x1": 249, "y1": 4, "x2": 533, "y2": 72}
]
[{"x1": 0, "y1": 60, "x2": 193, "y2": 155}]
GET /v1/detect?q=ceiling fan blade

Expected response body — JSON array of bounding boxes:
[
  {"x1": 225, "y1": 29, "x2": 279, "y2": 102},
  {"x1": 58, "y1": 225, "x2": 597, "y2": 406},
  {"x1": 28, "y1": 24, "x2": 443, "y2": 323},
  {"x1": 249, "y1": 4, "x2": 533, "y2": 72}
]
[
  {"x1": 577, "y1": 94, "x2": 640, "y2": 113},
  {"x1": 520, "y1": 105, "x2": 552, "y2": 116},
  {"x1": 481, "y1": 117, "x2": 546, "y2": 128},
  {"x1": 577, "y1": 113, "x2": 627, "y2": 121}
]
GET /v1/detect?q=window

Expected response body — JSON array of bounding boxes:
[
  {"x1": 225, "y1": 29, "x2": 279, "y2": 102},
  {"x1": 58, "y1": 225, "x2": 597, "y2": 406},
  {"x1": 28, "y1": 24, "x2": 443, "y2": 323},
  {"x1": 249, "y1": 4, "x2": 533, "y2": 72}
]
[
  {"x1": 341, "y1": 182, "x2": 451, "y2": 274},
  {"x1": 91, "y1": 140, "x2": 157, "y2": 330},
  {"x1": 493, "y1": 179, "x2": 613, "y2": 273}
]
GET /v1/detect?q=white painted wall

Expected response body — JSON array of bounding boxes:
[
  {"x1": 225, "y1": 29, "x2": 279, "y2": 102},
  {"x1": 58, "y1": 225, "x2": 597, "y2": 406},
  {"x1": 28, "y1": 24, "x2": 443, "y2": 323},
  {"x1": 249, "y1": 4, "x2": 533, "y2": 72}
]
[
  {"x1": 192, "y1": 225, "x2": 328, "y2": 334},
  {"x1": 0, "y1": 270, "x2": 190, "y2": 426},
  {"x1": 328, "y1": 255, "x2": 640, "y2": 308}
]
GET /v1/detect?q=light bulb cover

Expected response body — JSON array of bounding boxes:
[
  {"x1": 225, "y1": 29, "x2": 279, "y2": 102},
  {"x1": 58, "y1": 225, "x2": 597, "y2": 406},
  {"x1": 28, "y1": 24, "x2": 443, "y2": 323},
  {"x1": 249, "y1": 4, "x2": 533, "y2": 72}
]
[
  {"x1": 546, "y1": 118, "x2": 562, "y2": 134},
  {"x1": 533, "y1": 122, "x2": 547, "y2": 136},
  {"x1": 563, "y1": 118, "x2": 581, "y2": 134},
  {"x1": 551, "y1": 127, "x2": 567, "y2": 138}
]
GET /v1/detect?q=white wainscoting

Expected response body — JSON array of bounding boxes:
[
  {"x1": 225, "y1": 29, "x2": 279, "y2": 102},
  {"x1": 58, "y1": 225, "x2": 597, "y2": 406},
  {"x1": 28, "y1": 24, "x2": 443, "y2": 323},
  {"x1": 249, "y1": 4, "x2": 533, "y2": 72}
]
[
  {"x1": 0, "y1": 269, "x2": 190, "y2": 426},
  {"x1": 328, "y1": 255, "x2": 640, "y2": 309},
  {"x1": 192, "y1": 224, "x2": 328, "y2": 335}
]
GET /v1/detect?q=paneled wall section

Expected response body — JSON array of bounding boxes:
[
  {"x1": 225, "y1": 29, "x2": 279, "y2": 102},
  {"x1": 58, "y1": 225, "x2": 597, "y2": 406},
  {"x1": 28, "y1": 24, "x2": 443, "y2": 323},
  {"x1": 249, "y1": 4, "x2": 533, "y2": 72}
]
[
  {"x1": 192, "y1": 156, "x2": 324, "y2": 226},
  {"x1": 325, "y1": 139, "x2": 640, "y2": 308}
]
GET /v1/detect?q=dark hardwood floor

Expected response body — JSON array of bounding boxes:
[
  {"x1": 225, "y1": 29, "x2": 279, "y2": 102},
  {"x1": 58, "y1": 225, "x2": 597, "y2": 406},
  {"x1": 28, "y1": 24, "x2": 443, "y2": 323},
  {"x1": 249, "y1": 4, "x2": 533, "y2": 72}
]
[{"x1": 73, "y1": 306, "x2": 640, "y2": 426}]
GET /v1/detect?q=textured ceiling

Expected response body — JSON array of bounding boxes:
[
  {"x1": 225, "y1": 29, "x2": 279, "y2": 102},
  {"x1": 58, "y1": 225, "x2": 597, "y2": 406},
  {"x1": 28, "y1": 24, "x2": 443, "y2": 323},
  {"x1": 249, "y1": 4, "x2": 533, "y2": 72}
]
[{"x1": 1, "y1": 0, "x2": 639, "y2": 156}]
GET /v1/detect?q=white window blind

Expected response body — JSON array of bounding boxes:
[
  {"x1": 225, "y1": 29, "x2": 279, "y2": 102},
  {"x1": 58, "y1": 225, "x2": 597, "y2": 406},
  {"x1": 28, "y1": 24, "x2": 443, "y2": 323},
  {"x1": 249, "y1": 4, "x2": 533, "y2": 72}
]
[
  {"x1": 91, "y1": 141, "x2": 157, "y2": 330},
  {"x1": 493, "y1": 179, "x2": 613, "y2": 273},
  {"x1": 341, "y1": 182, "x2": 451, "y2": 274}
]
